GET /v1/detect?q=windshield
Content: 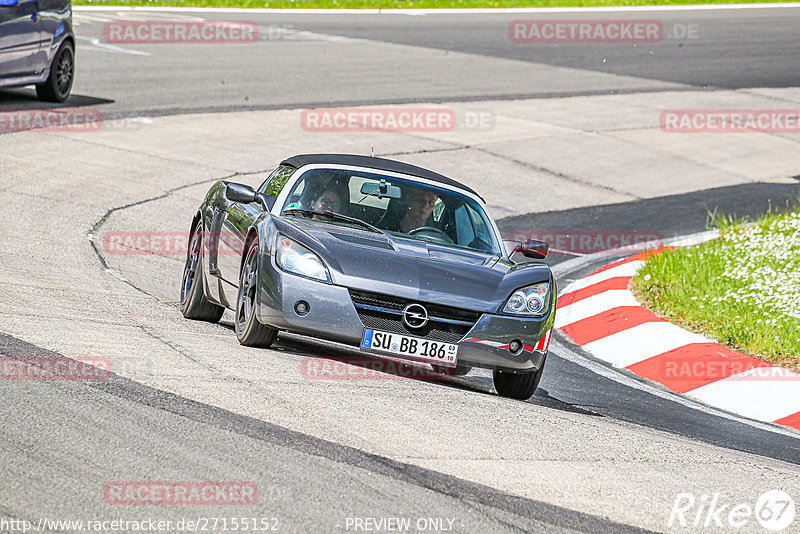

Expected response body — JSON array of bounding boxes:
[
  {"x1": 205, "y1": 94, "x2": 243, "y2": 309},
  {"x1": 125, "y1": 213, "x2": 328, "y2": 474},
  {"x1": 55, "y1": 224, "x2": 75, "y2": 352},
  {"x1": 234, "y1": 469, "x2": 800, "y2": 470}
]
[{"x1": 280, "y1": 168, "x2": 501, "y2": 255}]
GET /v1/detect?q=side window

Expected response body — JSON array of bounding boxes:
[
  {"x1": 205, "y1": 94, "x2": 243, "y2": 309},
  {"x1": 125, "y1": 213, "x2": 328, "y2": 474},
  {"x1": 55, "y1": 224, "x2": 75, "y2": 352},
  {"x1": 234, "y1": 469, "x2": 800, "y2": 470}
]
[
  {"x1": 259, "y1": 166, "x2": 295, "y2": 198},
  {"x1": 454, "y1": 205, "x2": 476, "y2": 246},
  {"x1": 432, "y1": 198, "x2": 445, "y2": 223},
  {"x1": 467, "y1": 205, "x2": 490, "y2": 238},
  {"x1": 466, "y1": 205, "x2": 494, "y2": 251}
]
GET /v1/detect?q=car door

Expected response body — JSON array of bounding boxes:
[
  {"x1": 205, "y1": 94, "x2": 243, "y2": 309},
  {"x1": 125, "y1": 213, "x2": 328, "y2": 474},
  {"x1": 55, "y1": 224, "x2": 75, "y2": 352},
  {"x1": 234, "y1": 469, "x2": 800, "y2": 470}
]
[
  {"x1": 0, "y1": 0, "x2": 42, "y2": 79},
  {"x1": 215, "y1": 200, "x2": 263, "y2": 289}
]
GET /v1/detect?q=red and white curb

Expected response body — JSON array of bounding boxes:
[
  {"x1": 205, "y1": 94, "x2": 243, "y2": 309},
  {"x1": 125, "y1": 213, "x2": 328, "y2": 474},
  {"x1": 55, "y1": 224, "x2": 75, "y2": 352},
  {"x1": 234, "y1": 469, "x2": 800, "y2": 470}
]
[{"x1": 555, "y1": 248, "x2": 800, "y2": 432}]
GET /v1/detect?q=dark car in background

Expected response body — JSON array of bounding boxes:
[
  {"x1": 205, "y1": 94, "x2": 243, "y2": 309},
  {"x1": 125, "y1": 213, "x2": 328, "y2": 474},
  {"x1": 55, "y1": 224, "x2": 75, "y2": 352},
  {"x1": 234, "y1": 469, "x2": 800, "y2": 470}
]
[{"x1": 0, "y1": 0, "x2": 74, "y2": 102}]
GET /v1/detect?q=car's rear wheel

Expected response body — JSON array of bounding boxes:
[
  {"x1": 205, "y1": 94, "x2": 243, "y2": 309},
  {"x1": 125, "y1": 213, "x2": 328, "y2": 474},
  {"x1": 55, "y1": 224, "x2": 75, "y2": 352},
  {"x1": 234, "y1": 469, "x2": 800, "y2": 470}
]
[
  {"x1": 36, "y1": 41, "x2": 74, "y2": 103},
  {"x1": 181, "y1": 222, "x2": 224, "y2": 322},
  {"x1": 493, "y1": 362, "x2": 545, "y2": 400},
  {"x1": 235, "y1": 239, "x2": 278, "y2": 348}
]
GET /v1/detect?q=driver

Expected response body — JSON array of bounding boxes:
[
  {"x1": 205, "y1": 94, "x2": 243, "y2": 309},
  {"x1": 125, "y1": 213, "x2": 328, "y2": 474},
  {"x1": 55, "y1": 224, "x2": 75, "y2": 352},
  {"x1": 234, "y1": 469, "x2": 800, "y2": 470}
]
[{"x1": 399, "y1": 186, "x2": 438, "y2": 233}]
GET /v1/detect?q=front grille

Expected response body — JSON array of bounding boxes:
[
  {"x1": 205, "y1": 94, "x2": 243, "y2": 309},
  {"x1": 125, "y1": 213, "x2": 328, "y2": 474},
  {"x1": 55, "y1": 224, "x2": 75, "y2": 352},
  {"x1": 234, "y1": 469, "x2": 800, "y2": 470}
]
[{"x1": 349, "y1": 289, "x2": 481, "y2": 344}]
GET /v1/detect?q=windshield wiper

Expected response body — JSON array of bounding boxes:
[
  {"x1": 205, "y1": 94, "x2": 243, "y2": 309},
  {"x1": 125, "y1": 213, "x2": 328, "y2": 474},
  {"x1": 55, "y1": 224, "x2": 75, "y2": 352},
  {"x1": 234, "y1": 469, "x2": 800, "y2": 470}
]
[{"x1": 282, "y1": 208, "x2": 388, "y2": 236}]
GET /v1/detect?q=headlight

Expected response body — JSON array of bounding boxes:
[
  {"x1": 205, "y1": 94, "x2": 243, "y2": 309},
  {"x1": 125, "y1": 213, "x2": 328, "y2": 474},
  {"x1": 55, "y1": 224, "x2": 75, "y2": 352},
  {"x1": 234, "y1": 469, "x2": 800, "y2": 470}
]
[
  {"x1": 275, "y1": 236, "x2": 330, "y2": 283},
  {"x1": 502, "y1": 282, "x2": 550, "y2": 316}
]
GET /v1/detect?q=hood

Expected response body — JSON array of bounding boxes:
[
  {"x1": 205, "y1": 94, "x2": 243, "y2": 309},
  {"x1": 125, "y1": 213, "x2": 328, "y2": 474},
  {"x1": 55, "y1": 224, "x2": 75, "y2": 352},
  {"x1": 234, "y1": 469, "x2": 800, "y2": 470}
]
[{"x1": 273, "y1": 217, "x2": 552, "y2": 313}]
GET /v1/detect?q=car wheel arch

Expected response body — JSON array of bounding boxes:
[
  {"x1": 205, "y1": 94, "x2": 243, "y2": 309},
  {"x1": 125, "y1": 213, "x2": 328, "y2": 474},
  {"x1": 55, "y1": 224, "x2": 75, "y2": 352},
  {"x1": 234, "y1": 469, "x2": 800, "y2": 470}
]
[
  {"x1": 190, "y1": 211, "x2": 202, "y2": 234},
  {"x1": 241, "y1": 228, "x2": 260, "y2": 274},
  {"x1": 61, "y1": 35, "x2": 75, "y2": 53}
]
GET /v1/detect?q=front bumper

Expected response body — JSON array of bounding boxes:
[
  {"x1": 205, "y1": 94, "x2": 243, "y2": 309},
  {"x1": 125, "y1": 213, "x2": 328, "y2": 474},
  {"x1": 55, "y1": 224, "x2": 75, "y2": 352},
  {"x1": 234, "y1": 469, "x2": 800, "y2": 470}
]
[{"x1": 256, "y1": 265, "x2": 553, "y2": 373}]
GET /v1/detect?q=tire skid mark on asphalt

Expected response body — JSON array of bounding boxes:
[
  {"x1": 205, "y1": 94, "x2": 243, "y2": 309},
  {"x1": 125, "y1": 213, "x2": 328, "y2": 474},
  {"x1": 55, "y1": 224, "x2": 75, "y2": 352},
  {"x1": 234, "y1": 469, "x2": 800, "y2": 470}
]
[{"x1": 136, "y1": 323, "x2": 223, "y2": 376}]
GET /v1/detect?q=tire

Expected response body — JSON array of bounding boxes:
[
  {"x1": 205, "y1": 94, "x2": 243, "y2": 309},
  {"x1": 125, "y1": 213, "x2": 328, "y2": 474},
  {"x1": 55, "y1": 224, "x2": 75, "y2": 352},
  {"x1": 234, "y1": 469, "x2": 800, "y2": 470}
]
[
  {"x1": 36, "y1": 41, "x2": 74, "y2": 103},
  {"x1": 180, "y1": 222, "x2": 225, "y2": 322},
  {"x1": 235, "y1": 238, "x2": 278, "y2": 348},
  {"x1": 493, "y1": 362, "x2": 545, "y2": 400}
]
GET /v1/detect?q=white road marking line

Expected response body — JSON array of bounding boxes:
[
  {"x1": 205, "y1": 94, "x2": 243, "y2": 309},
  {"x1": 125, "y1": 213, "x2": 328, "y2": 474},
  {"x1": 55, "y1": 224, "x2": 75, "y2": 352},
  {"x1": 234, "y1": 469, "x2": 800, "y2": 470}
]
[
  {"x1": 582, "y1": 321, "x2": 710, "y2": 369},
  {"x1": 258, "y1": 25, "x2": 354, "y2": 42},
  {"x1": 76, "y1": 36, "x2": 152, "y2": 56},
  {"x1": 554, "y1": 289, "x2": 639, "y2": 328},
  {"x1": 687, "y1": 367, "x2": 800, "y2": 423},
  {"x1": 73, "y1": 4, "x2": 800, "y2": 14},
  {"x1": 559, "y1": 260, "x2": 643, "y2": 296},
  {"x1": 75, "y1": 11, "x2": 205, "y2": 23},
  {"x1": 104, "y1": 268, "x2": 128, "y2": 282}
]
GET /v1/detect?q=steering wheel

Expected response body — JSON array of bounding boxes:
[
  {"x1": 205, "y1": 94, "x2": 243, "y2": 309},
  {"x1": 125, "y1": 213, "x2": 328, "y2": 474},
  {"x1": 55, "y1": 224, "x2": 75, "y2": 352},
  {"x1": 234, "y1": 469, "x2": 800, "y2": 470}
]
[{"x1": 407, "y1": 226, "x2": 454, "y2": 243}]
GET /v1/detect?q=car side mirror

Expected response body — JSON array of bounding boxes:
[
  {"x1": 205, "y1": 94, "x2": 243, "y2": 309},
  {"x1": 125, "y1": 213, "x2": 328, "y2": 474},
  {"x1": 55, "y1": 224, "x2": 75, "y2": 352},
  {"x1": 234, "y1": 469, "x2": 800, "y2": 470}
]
[
  {"x1": 512, "y1": 238, "x2": 548, "y2": 259},
  {"x1": 225, "y1": 182, "x2": 273, "y2": 210},
  {"x1": 0, "y1": 0, "x2": 20, "y2": 6}
]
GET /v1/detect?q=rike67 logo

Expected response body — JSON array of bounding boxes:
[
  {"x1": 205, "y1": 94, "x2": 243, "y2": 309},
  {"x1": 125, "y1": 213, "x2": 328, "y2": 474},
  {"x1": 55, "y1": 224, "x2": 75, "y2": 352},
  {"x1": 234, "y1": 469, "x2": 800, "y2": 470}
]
[{"x1": 669, "y1": 490, "x2": 795, "y2": 531}]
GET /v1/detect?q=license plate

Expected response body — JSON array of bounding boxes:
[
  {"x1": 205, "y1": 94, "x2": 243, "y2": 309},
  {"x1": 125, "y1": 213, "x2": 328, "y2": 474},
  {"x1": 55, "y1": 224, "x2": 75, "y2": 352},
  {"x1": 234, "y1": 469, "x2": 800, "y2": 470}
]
[{"x1": 361, "y1": 329, "x2": 458, "y2": 368}]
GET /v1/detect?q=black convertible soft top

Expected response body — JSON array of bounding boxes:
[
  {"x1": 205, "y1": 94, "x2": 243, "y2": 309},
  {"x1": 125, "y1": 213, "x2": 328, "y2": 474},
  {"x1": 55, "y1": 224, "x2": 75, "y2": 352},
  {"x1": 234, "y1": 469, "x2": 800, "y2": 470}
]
[{"x1": 281, "y1": 153, "x2": 483, "y2": 201}]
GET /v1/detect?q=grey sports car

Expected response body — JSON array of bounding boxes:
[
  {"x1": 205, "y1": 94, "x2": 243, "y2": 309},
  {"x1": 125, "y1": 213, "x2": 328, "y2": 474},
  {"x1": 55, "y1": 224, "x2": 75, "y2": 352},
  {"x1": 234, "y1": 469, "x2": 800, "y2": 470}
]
[{"x1": 181, "y1": 154, "x2": 555, "y2": 399}]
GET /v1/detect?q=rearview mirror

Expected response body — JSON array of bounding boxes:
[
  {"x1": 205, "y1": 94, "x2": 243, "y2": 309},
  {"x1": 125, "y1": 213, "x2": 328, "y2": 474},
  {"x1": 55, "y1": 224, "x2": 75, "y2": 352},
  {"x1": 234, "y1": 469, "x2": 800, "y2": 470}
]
[
  {"x1": 0, "y1": 0, "x2": 20, "y2": 6},
  {"x1": 225, "y1": 182, "x2": 272, "y2": 210},
  {"x1": 360, "y1": 180, "x2": 402, "y2": 200},
  {"x1": 513, "y1": 239, "x2": 549, "y2": 259}
]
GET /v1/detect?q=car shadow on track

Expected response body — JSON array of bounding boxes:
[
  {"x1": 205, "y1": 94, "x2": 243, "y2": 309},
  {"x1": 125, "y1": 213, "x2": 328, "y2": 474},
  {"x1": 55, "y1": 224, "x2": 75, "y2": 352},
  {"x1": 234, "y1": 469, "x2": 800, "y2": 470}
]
[
  {"x1": 0, "y1": 89, "x2": 112, "y2": 110},
  {"x1": 218, "y1": 319, "x2": 604, "y2": 417}
]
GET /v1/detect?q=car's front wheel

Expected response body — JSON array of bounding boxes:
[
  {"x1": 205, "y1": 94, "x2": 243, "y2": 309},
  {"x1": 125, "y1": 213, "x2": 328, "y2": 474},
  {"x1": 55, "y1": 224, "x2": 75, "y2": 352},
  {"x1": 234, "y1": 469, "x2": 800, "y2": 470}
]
[
  {"x1": 493, "y1": 362, "x2": 545, "y2": 400},
  {"x1": 36, "y1": 41, "x2": 74, "y2": 103},
  {"x1": 235, "y1": 238, "x2": 278, "y2": 348}
]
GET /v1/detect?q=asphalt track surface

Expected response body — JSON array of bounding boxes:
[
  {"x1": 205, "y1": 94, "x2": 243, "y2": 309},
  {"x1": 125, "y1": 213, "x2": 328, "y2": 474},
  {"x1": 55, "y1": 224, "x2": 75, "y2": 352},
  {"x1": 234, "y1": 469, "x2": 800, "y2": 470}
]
[
  {"x1": 2, "y1": 6, "x2": 800, "y2": 533},
  {"x1": 2, "y1": 7, "x2": 800, "y2": 115}
]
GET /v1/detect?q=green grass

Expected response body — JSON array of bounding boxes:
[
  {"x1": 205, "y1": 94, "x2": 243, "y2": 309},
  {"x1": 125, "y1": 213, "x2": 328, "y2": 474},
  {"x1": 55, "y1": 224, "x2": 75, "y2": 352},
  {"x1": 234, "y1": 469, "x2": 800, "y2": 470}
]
[
  {"x1": 73, "y1": 0, "x2": 799, "y2": 8},
  {"x1": 632, "y1": 205, "x2": 800, "y2": 372}
]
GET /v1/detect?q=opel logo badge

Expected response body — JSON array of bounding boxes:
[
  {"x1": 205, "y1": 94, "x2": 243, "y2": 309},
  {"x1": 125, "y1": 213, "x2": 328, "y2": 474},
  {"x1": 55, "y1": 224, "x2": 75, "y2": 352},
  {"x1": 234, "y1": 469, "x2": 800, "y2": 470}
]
[{"x1": 402, "y1": 304, "x2": 429, "y2": 329}]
